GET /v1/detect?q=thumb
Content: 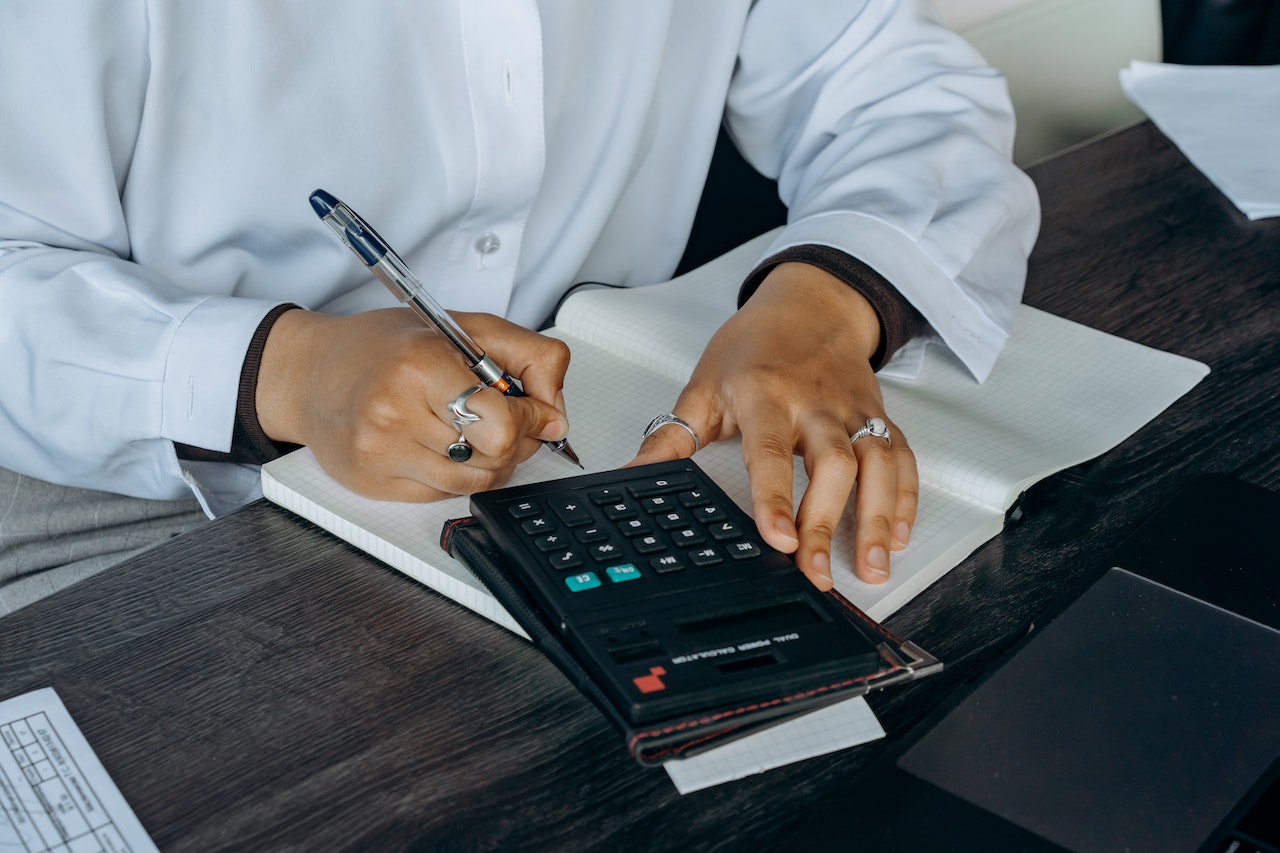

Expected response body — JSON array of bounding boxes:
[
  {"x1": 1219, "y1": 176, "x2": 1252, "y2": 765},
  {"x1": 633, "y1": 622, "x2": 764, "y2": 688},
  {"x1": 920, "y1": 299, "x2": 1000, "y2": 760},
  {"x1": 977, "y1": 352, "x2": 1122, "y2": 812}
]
[
  {"x1": 627, "y1": 411, "x2": 704, "y2": 468},
  {"x1": 511, "y1": 393, "x2": 569, "y2": 444}
]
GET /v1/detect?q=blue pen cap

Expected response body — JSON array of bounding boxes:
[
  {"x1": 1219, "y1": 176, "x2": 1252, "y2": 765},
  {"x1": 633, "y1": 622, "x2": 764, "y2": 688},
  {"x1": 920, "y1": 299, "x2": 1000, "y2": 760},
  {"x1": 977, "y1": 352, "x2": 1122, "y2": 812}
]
[
  {"x1": 309, "y1": 188, "x2": 338, "y2": 219},
  {"x1": 309, "y1": 188, "x2": 386, "y2": 266}
]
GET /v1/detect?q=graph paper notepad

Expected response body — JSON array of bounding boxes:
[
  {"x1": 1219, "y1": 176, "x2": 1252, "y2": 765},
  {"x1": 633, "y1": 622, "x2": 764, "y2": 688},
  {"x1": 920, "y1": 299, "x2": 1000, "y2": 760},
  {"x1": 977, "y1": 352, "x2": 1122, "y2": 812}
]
[{"x1": 262, "y1": 229, "x2": 1208, "y2": 630}]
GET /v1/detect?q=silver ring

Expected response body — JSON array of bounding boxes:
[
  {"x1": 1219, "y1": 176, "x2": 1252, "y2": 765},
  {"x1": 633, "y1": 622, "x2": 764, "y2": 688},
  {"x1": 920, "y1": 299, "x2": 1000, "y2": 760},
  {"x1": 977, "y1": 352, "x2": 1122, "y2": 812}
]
[
  {"x1": 643, "y1": 413, "x2": 700, "y2": 453},
  {"x1": 849, "y1": 417, "x2": 891, "y2": 446},
  {"x1": 447, "y1": 435, "x2": 474, "y2": 463},
  {"x1": 448, "y1": 384, "x2": 486, "y2": 430}
]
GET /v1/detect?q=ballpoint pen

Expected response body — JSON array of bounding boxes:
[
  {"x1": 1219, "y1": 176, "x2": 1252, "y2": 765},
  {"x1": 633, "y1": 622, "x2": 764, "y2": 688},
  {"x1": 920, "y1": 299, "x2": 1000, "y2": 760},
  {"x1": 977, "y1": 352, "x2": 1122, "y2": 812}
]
[{"x1": 309, "y1": 188, "x2": 583, "y2": 469}]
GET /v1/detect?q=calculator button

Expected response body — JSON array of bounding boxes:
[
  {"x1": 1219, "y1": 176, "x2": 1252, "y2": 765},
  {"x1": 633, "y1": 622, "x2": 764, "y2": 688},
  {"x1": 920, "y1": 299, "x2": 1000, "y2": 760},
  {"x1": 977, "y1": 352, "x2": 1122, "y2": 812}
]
[
  {"x1": 508, "y1": 500, "x2": 541, "y2": 518},
  {"x1": 670, "y1": 528, "x2": 705, "y2": 546},
  {"x1": 708, "y1": 520, "x2": 744, "y2": 540},
  {"x1": 575, "y1": 526, "x2": 609, "y2": 544},
  {"x1": 606, "y1": 564, "x2": 643, "y2": 583},
  {"x1": 634, "y1": 535, "x2": 665, "y2": 554},
  {"x1": 655, "y1": 510, "x2": 692, "y2": 530},
  {"x1": 694, "y1": 505, "x2": 728, "y2": 523},
  {"x1": 618, "y1": 518, "x2": 653, "y2": 536},
  {"x1": 533, "y1": 533, "x2": 570, "y2": 552},
  {"x1": 679, "y1": 489, "x2": 711, "y2": 508},
  {"x1": 641, "y1": 495, "x2": 676, "y2": 513},
  {"x1": 627, "y1": 475, "x2": 696, "y2": 497},
  {"x1": 521, "y1": 518, "x2": 557, "y2": 536},
  {"x1": 602, "y1": 502, "x2": 638, "y2": 521},
  {"x1": 727, "y1": 540, "x2": 762, "y2": 560},
  {"x1": 587, "y1": 487, "x2": 627, "y2": 505},
  {"x1": 591, "y1": 542, "x2": 624, "y2": 561},
  {"x1": 565, "y1": 572, "x2": 601, "y2": 592},
  {"x1": 650, "y1": 554, "x2": 685, "y2": 573},
  {"x1": 549, "y1": 550, "x2": 584, "y2": 570},
  {"x1": 690, "y1": 547, "x2": 723, "y2": 567},
  {"x1": 549, "y1": 497, "x2": 593, "y2": 527}
]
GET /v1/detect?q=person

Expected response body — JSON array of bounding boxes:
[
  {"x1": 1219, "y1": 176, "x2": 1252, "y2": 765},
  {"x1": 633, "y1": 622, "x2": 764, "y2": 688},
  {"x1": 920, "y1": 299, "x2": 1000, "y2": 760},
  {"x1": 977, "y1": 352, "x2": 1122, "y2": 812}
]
[{"x1": 0, "y1": 0, "x2": 1040, "y2": 614}]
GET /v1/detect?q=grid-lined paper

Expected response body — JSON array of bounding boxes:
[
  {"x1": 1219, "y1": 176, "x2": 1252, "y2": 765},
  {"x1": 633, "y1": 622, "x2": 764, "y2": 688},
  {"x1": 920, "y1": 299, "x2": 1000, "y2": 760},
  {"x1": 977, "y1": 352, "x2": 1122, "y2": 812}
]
[
  {"x1": 880, "y1": 307, "x2": 1211, "y2": 512},
  {"x1": 552, "y1": 233, "x2": 759, "y2": 384}
]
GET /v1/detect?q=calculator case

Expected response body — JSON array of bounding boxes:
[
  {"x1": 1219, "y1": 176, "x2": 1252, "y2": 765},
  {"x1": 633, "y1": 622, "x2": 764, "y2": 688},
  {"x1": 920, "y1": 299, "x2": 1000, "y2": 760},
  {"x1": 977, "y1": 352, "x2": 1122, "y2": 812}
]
[{"x1": 440, "y1": 464, "x2": 941, "y2": 766}]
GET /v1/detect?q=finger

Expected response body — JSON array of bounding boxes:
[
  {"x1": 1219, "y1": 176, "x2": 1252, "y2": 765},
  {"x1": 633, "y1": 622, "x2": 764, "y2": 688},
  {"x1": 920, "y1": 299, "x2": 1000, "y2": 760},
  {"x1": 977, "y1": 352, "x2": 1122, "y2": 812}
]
[
  {"x1": 888, "y1": 424, "x2": 919, "y2": 551},
  {"x1": 401, "y1": 425, "x2": 523, "y2": 497},
  {"x1": 430, "y1": 384, "x2": 505, "y2": 468},
  {"x1": 499, "y1": 386, "x2": 573, "y2": 450},
  {"x1": 628, "y1": 388, "x2": 718, "y2": 468},
  {"x1": 459, "y1": 313, "x2": 572, "y2": 413},
  {"x1": 791, "y1": 423, "x2": 860, "y2": 591},
  {"x1": 848, "y1": 424, "x2": 899, "y2": 584},
  {"x1": 737, "y1": 403, "x2": 802, "y2": 557},
  {"x1": 434, "y1": 384, "x2": 565, "y2": 468},
  {"x1": 315, "y1": 429, "x2": 513, "y2": 502},
  {"x1": 395, "y1": 413, "x2": 515, "y2": 489},
  {"x1": 629, "y1": 414, "x2": 700, "y2": 467},
  {"x1": 380, "y1": 461, "x2": 513, "y2": 502}
]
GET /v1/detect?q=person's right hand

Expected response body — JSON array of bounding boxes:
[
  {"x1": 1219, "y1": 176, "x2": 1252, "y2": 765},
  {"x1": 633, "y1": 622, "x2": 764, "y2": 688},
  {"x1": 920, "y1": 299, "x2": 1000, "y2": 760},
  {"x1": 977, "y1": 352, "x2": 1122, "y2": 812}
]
[{"x1": 255, "y1": 307, "x2": 572, "y2": 501}]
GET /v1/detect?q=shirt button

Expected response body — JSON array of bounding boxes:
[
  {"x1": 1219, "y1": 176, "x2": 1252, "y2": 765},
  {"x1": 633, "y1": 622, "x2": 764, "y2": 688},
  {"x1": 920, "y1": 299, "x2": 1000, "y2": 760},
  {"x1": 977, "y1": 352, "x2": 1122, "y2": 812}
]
[{"x1": 474, "y1": 232, "x2": 501, "y2": 256}]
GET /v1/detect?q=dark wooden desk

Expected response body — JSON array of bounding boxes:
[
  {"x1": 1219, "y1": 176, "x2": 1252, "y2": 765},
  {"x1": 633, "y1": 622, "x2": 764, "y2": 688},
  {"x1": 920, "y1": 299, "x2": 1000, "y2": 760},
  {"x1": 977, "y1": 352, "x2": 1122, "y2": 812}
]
[{"x1": 3, "y1": 122, "x2": 1278, "y2": 851}]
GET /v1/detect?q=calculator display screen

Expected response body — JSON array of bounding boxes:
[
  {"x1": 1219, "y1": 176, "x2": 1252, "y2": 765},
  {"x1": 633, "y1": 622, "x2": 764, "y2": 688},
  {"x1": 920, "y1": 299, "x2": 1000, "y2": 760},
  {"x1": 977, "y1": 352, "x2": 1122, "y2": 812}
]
[{"x1": 673, "y1": 598, "x2": 822, "y2": 649}]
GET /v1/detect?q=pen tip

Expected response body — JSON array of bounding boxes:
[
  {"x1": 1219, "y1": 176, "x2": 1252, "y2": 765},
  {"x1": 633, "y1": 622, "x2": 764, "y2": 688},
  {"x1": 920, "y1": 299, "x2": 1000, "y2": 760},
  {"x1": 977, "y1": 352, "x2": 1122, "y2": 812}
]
[
  {"x1": 552, "y1": 441, "x2": 584, "y2": 469},
  {"x1": 309, "y1": 188, "x2": 337, "y2": 218}
]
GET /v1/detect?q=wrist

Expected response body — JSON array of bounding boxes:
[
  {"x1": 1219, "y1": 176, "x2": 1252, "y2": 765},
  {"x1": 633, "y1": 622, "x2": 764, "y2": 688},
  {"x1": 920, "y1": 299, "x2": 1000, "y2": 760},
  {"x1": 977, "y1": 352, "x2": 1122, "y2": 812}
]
[
  {"x1": 173, "y1": 303, "x2": 302, "y2": 465},
  {"x1": 750, "y1": 262, "x2": 883, "y2": 363},
  {"x1": 741, "y1": 247, "x2": 925, "y2": 369},
  {"x1": 256, "y1": 307, "x2": 325, "y2": 446}
]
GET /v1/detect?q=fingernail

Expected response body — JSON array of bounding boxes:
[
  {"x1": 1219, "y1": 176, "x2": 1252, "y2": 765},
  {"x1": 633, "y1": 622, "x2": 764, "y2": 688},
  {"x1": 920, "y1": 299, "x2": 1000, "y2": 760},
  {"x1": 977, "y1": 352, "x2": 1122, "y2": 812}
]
[
  {"x1": 773, "y1": 516, "x2": 799, "y2": 549},
  {"x1": 893, "y1": 520, "x2": 911, "y2": 550},
  {"x1": 811, "y1": 550, "x2": 832, "y2": 587},
  {"x1": 866, "y1": 545, "x2": 890, "y2": 577},
  {"x1": 538, "y1": 420, "x2": 567, "y2": 441}
]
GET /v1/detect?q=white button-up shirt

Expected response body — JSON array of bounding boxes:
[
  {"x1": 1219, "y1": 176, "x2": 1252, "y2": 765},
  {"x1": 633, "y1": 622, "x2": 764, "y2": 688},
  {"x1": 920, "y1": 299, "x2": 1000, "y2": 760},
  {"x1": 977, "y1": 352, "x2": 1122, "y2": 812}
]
[{"x1": 0, "y1": 0, "x2": 1039, "y2": 513}]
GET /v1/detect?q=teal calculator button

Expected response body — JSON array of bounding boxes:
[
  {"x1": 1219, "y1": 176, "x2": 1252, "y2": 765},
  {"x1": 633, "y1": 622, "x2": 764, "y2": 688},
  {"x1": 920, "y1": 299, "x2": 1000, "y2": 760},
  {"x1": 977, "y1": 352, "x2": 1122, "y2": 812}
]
[
  {"x1": 606, "y1": 564, "x2": 642, "y2": 583},
  {"x1": 565, "y1": 572, "x2": 601, "y2": 592}
]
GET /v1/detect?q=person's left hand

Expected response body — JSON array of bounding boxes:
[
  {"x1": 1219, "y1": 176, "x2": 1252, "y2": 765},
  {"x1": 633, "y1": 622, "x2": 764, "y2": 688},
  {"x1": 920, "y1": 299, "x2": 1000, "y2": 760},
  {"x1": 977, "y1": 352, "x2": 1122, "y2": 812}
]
[{"x1": 628, "y1": 262, "x2": 918, "y2": 590}]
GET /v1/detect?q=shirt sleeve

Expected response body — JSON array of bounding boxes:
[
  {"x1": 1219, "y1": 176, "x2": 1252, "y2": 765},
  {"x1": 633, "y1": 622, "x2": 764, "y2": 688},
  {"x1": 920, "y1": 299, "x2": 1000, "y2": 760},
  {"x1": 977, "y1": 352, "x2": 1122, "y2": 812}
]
[
  {"x1": 174, "y1": 304, "x2": 303, "y2": 466},
  {"x1": 727, "y1": 0, "x2": 1041, "y2": 381},
  {"x1": 0, "y1": 5, "x2": 289, "y2": 506}
]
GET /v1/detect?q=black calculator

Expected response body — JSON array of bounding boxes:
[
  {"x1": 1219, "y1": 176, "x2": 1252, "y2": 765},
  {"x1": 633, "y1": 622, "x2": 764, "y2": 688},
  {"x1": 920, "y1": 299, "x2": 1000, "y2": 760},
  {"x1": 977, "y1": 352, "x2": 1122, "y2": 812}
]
[{"x1": 468, "y1": 459, "x2": 886, "y2": 725}]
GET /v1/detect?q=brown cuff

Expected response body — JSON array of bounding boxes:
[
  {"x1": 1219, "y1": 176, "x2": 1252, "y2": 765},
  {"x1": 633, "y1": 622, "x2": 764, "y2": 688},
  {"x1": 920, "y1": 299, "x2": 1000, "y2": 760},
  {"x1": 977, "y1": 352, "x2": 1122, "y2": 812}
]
[
  {"x1": 739, "y1": 245, "x2": 925, "y2": 371},
  {"x1": 175, "y1": 304, "x2": 303, "y2": 465}
]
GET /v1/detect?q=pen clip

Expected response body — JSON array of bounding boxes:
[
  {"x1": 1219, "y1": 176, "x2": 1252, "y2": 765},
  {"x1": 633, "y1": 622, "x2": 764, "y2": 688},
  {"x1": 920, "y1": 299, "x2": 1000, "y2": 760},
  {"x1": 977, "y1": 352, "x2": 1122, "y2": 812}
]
[
  {"x1": 310, "y1": 188, "x2": 487, "y2": 362},
  {"x1": 312, "y1": 192, "x2": 387, "y2": 267}
]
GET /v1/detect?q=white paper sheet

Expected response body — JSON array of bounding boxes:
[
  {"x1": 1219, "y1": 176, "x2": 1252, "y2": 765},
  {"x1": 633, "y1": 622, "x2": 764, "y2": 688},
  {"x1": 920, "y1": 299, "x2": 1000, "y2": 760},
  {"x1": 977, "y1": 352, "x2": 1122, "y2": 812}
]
[
  {"x1": 664, "y1": 696, "x2": 885, "y2": 793},
  {"x1": 1120, "y1": 60, "x2": 1280, "y2": 219},
  {"x1": 0, "y1": 688, "x2": 158, "y2": 852}
]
